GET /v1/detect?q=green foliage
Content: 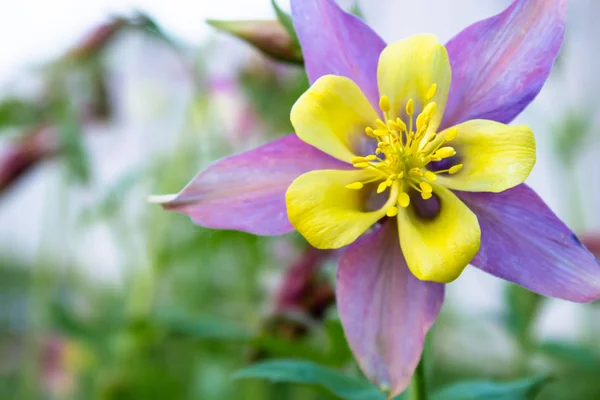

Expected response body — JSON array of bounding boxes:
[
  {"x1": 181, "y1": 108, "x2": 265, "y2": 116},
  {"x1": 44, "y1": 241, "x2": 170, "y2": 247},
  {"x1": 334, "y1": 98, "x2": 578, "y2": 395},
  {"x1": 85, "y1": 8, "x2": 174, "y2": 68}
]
[
  {"x1": 239, "y1": 66, "x2": 309, "y2": 133},
  {"x1": 234, "y1": 359, "x2": 396, "y2": 400},
  {"x1": 551, "y1": 111, "x2": 591, "y2": 167},
  {"x1": 271, "y1": 0, "x2": 299, "y2": 45},
  {"x1": 54, "y1": 98, "x2": 90, "y2": 184},
  {"x1": 431, "y1": 377, "x2": 551, "y2": 400},
  {"x1": 504, "y1": 284, "x2": 543, "y2": 349},
  {"x1": 0, "y1": 98, "x2": 46, "y2": 131}
]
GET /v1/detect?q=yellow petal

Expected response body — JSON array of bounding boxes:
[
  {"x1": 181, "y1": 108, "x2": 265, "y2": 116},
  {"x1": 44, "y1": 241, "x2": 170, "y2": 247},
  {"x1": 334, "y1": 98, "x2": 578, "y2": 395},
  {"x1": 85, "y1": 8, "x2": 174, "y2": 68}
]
[
  {"x1": 436, "y1": 120, "x2": 536, "y2": 193},
  {"x1": 290, "y1": 75, "x2": 379, "y2": 164},
  {"x1": 397, "y1": 184, "x2": 480, "y2": 283},
  {"x1": 377, "y1": 34, "x2": 451, "y2": 133},
  {"x1": 286, "y1": 168, "x2": 393, "y2": 249}
]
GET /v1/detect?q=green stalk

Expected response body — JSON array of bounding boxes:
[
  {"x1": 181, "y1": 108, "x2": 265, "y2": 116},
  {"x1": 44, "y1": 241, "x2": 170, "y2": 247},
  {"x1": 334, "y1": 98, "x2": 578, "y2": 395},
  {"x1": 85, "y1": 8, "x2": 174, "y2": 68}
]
[{"x1": 409, "y1": 356, "x2": 428, "y2": 400}]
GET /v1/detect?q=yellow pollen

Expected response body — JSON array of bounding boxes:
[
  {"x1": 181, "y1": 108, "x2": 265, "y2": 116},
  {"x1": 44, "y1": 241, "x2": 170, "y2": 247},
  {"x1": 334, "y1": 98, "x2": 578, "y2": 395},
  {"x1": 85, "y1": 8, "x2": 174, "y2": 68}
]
[
  {"x1": 399, "y1": 192, "x2": 410, "y2": 208},
  {"x1": 449, "y1": 164, "x2": 464, "y2": 174},
  {"x1": 424, "y1": 171, "x2": 437, "y2": 182},
  {"x1": 444, "y1": 127, "x2": 458, "y2": 142},
  {"x1": 344, "y1": 88, "x2": 463, "y2": 216},
  {"x1": 406, "y1": 98, "x2": 414, "y2": 116},
  {"x1": 377, "y1": 181, "x2": 388, "y2": 194},
  {"x1": 346, "y1": 182, "x2": 364, "y2": 190},
  {"x1": 386, "y1": 206, "x2": 399, "y2": 217},
  {"x1": 376, "y1": 119, "x2": 388, "y2": 130},
  {"x1": 420, "y1": 181, "x2": 433, "y2": 193},
  {"x1": 426, "y1": 83, "x2": 437, "y2": 100},
  {"x1": 379, "y1": 96, "x2": 390, "y2": 113},
  {"x1": 433, "y1": 147, "x2": 456, "y2": 159}
]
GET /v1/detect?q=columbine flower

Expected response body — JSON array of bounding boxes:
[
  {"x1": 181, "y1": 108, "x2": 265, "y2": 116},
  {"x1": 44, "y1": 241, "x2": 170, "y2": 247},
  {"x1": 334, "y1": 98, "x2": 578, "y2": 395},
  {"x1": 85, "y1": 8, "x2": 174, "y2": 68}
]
[{"x1": 153, "y1": 0, "x2": 600, "y2": 396}]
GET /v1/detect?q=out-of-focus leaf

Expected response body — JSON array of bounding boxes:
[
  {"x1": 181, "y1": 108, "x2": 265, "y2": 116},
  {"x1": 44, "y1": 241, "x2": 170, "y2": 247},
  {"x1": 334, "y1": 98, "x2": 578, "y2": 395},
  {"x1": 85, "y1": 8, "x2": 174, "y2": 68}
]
[
  {"x1": 51, "y1": 300, "x2": 95, "y2": 340},
  {"x1": 134, "y1": 12, "x2": 180, "y2": 49},
  {"x1": 350, "y1": 1, "x2": 365, "y2": 19},
  {"x1": 431, "y1": 376, "x2": 551, "y2": 400},
  {"x1": 207, "y1": 19, "x2": 303, "y2": 64},
  {"x1": 538, "y1": 341, "x2": 600, "y2": 372},
  {"x1": 552, "y1": 111, "x2": 591, "y2": 166},
  {"x1": 78, "y1": 167, "x2": 145, "y2": 225},
  {"x1": 0, "y1": 98, "x2": 45, "y2": 131},
  {"x1": 505, "y1": 284, "x2": 543, "y2": 349},
  {"x1": 239, "y1": 67, "x2": 308, "y2": 132},
  {"x1": 54, "y1": 99, "x2": 90, "y2": 183},
  {"x1": 270, "y1": 0, "x2": 299, "y2": 44},
  {"x1": 535, "y1": 374, "x2": 600, "y2": 400},
  {"x1": 233, "y1": 359, "x2": 399, "y2": 400},
  {"x1": 325, "y1": 319, "x2": 353, "y2": 366},
  {"x1": 155, "y1": 308, "x2": 250, "y2": 341},
  {"x1": 250, "y1": 335, "x2": 331, "y2": 365}
]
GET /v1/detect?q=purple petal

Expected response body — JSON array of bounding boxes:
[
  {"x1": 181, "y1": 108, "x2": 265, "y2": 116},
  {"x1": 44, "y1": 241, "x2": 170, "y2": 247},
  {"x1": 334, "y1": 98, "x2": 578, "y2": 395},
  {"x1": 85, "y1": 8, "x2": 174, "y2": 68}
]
[
  {"x1": 156, "y1": 134, "x2": 347, "y2": 236},
  {"x1": 442, "y1": 0, "x2": 566, "y2": 127},
  {"x1": 291, "y1": 0, "x2": 385, "y2": 109},
  {"x1": 337, "y1": 221, "x2": 445, "y2": 396},
  {"x1": 457, "y1": 185, "x2": 600, "y2": 303}
]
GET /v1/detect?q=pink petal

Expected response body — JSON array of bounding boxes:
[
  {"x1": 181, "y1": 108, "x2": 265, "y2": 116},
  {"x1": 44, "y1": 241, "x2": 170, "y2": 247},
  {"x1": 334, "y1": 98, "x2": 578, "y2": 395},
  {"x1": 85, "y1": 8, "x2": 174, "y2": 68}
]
[
  {"x1": 442, "y1": 0, "x2": 566, "y2": 127},
  {"x1": 155, "y1": 134, "x2": 347, "y2": 236},
  {"x1": 337, "y1": 221, "x2": 445, "y2": 396},
  {"x1": 290, "y1": 0, "x2": 385, "y2": 109},
  {"x1": 457, "y1": 185, "x2": 600, "y2": 303}
]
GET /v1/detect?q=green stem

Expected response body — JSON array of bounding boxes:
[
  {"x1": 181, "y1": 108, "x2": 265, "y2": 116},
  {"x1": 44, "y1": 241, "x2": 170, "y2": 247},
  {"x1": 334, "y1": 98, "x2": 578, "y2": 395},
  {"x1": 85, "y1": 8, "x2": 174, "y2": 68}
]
[{"x1": 410, "y1": 356, "x2": 428, "y2": 400}]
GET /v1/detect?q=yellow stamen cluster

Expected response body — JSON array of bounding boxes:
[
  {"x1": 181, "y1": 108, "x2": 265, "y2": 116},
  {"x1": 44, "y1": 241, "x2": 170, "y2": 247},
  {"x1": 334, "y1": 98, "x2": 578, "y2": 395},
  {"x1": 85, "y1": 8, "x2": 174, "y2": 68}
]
[{"x1": 345, "y1": 84, "x2": 463, "y2": 217}]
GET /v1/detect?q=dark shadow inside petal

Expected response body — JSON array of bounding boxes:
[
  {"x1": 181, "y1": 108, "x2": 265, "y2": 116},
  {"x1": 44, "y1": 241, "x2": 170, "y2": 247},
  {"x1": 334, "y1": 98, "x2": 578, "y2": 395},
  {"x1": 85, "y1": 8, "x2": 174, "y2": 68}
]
[
  {"x1": 428, "y1": 154, "x2": 462, "y2": 173},
  {"x1": 410, "y1": 191, "x2": 441, "y2": 221}
]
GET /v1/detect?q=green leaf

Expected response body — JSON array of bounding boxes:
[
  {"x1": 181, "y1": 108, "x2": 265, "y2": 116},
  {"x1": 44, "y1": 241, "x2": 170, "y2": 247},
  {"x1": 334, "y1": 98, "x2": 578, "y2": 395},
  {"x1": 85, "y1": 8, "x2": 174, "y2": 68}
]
[
  {"x1": 155, "y1": 308, "x2": 251, "y2": 341},
  {"x1": 505, "y1": 284, "x2": 543, "y2": 349},
  {"x1": 350, "y1": 1, "x2": 365, "y2": 19},
  {"x1": 270, "y1": 0, "x2": 299, "y2": 45},
  {"x1": 432, "y1": 376, "x2": 552, "y2": 400},
  {"x1": 0, "y1": 98, "x2": 45, "y2": 130},
  {"x1": 325, "y1": 319, "x2": 354, "y2": 366},
  {"x1": 233, "y1": 359, "x2": 391, "y2": 400},
  {"x1": 54, "y1": 99, "x2": 90, "y2": 183},
  {"x1": 538, "y1": 341, "x2": 600, "y2": 372}
]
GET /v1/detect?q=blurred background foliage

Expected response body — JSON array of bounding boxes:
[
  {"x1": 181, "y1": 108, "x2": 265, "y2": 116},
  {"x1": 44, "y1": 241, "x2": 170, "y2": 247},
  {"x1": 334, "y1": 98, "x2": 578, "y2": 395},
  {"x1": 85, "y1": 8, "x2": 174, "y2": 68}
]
[{"x1": 0, "y1": 1, "x2": 599, "y2": 399}]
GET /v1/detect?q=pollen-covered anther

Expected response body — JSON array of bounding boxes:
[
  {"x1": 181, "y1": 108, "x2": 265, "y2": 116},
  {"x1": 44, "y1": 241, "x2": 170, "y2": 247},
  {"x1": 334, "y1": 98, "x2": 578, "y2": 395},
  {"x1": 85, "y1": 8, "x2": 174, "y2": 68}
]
[
  {"x1": 406, "y1": 98, "x2": 415, "y2": 116},
  {"x1": 379, "y1": 95, "x2": 391, "y2": 113},
  {"x1": 426, "y1": 83, "x2": 437, "y2": 100},
  {"x1": 409, "y1": 168, "x2": 423, "y2": 178},
  {"x1": 349, "y1": 84, "x2": 459, "y2": 215},
  {"x1": 398, "y1": 192, "x2": 410, "y2": 208},
  {"x1": 424, "y1": 171, "x2": 437, "y2": 181},
  {"x1": 419, "y1": 181, "x2": 433, "y2": 194},
  {"x1": 386, "y1": 206, "x2": 399, "y2": 217},
  {"x1": 444, "y1": 127, "x2": 458, "y2": 142},
  {"x1": 449, "y1": 164, "x2": 464, "y2": 174},
  {"x1": 433, "y1": 147, "x2": 456, "y2": 159},
  {"x1": 345, "y1": 182, "x2": 364, "y2": 190}
]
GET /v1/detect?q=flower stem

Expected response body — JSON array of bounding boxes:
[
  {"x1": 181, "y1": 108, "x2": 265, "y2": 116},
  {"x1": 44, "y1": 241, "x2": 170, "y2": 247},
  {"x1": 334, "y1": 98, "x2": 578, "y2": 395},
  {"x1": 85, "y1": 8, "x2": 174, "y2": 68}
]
[{"x1": 410, "y1": 355, "x2": 428, "y2": 400}]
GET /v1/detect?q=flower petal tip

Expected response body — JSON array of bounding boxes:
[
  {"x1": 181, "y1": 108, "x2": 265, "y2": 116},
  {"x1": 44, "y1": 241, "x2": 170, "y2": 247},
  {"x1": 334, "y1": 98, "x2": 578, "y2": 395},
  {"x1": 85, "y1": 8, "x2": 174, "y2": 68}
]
[{"x1": 147, "y1": 194, "x2": 178, "y2": 205}]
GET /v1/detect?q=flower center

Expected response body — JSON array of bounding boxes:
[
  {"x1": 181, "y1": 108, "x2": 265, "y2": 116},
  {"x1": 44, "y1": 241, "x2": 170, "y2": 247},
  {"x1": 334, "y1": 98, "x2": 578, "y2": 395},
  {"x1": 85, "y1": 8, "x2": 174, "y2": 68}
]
[{"x1": 346, "y1": 84, "x2": 463, "y2": 218}]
